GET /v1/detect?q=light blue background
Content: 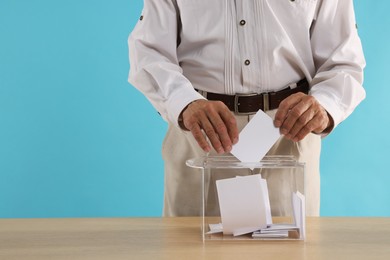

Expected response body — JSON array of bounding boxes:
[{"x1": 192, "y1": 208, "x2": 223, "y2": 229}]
[{"x1": 0, "y1": 1, "x2": 388, "y2": 218}]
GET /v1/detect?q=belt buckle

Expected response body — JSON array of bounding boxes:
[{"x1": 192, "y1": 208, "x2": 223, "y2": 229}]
[{"x1": 234, "y1": 93, "x2": 259, "y2": 115}]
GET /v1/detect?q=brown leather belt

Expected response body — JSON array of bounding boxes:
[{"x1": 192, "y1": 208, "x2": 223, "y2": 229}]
[{"x1": 196, "y1": 79, "x2": 309, "y2": 114}]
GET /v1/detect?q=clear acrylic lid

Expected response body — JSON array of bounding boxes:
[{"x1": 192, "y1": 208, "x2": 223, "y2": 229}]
[{"x1": 186, "y1": 155, "x2": 305, "y2": 169}]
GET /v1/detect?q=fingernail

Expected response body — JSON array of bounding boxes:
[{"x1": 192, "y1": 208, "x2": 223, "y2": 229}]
[
  {"x1": 217, "y1": 147, "x2": 224, "y2": 154},
  {"x1": 274, "y1": 120, "x2": 281, "y2": 127},
  {"x1": 226, "y1": 146, "x2": 232, "y2": 152},
  {"x1": 233, "y1": 137, "x2": 239, "y2": 144}
]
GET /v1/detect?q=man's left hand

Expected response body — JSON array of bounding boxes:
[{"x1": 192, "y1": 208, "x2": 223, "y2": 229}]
[{"x1": 274, "y1": 93, "x2": 333, "y2": 142}]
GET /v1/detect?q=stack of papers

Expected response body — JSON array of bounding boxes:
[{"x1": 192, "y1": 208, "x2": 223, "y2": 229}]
[
  {"x1": 252, "y1": 224, "x2": 299, "y2": 238},
  {"x1": 211, "y1": 173, "x2": 305, "y2": 239},
  {"x1": 253, "y1": 192, "x2": 305, "y2": 239}
]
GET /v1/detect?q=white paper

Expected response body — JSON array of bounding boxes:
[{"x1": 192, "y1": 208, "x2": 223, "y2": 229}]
[
  {"x1": 292, "y1": 191, "x2": 306, "y2": 239},
  {"x1": 206, "y1": 223, "x2": 223, "y2": 234},
  {"x1": 231, "y1": 109, "x2": 281, "y2": 162},
  {"x1": 233, "y1": 226, "x2": 264, "y2": 237},
  {"x1": 235, "y1": 175, "x2": 272, "y2": 225},
  {"x1": 264, "y1": 224, "x2": 298, "y2": 231},
  {"x1": 252, "y1": 223, "x2": 299, "y2": 238},
  {"x1": 216, "y1": 175, "x2": 269, "y2": 235},
  {"x1": 261, "y1": 180, "x2": 273, "y2": 225},
  {"x1": 252, "y1": 231, "x2": 289, "y2": 238}
]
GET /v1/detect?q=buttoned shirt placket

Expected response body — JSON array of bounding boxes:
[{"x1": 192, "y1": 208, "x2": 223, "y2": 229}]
[{"x1": 233, "y1": 0, "x2": 269, "y2": 94}]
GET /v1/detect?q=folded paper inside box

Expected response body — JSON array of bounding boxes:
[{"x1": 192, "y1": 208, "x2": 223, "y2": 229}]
[{"x1": 210, "y1": 174, "x2": 305, "y2": 239}]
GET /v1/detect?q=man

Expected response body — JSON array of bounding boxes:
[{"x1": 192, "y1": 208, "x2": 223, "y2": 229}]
[{"x1": 128, "y1": 0, "x2": 365, "y2": 217}]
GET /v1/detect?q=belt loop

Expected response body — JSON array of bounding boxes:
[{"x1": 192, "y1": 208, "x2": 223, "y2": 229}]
[
  {"x1": 234, "y1": 95, "x2": 240, "y2": 114},
  {"x1": 198, "y1": 89, "x2": 208, "y2": 98},
  {"x1": 289, "y1": 82, "x2": 298, "y2": 89},
  {"x1": 263, "y1": 93, "x2": 269, "y2": 112}
]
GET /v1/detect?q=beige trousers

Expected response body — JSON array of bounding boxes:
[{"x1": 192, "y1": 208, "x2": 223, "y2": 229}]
[{"x1": 162, "y1": 110, "x2": 321, "y2": 217}]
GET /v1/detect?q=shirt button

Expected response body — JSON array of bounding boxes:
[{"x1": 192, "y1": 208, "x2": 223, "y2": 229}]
[
  {"x1": 244, "y1": 60, "x2": 250, "y2": 66},
  {"x1": 239, "y1": 20, "x2": 246, "y2": 26}
]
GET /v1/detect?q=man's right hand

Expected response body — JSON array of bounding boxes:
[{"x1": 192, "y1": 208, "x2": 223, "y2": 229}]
[{"x1": 180, "y1": 100, "x2": 239, "y2": 154}]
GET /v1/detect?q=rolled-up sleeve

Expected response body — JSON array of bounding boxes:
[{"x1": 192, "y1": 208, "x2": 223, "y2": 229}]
[
  {"x1": 128, "y1": 0, "x2": 204, "y2": 126},
  {"x1": 309, "y1": 0, "x2": 366, "y2": 129}
]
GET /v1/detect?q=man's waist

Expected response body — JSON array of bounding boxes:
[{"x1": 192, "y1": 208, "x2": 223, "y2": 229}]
[{"x1": 195, "y1": 79, "x2": 309, "y2": 115}]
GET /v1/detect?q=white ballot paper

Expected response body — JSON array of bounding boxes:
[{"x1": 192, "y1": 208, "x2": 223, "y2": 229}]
[
  {"x1": 216, "y1": 174, "x2": 272, "y2": 235},
  {"x1": 292, "y1": 191, "x2": 306, "y2": 239},
  {"x1": 231, "y1": 109, "x2": 281, "y2": 162}
]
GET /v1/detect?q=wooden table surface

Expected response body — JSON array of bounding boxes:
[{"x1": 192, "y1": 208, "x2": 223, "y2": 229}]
[{"x1": 0, "y1": 217, "x2": 389, "y2": 260}]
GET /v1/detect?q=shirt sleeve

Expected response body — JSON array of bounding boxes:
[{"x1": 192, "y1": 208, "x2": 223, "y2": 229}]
[
  {"x1": 309, "y1": 0, "x2": 366, "y2": 130},
  {"x1": 128, "y1": 0, "x2": 205, "y2": 126}
]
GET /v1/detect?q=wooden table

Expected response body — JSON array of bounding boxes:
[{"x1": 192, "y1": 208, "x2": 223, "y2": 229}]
[{"x1": 0, "y1": 217, "x2": 389, "y2": 259}]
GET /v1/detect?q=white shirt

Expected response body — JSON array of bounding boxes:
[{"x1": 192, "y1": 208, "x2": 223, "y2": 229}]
[{"x1": 128, "y1": 0, "x2": 365, "y2": 129}]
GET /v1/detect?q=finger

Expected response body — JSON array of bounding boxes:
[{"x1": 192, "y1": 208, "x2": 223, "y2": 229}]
[
  {"x1": 292, "y1": 103, "x2": 330, "y2": 140},
  {"x1": 219, "y1": 108, "x2": 239, "y2": 145},
  {"x1": 312, "y1": 109, "x2": 331, "y2": 134},
  {"x1": 293, "y1": 113, "x2": 324, "y2": 142},
  {"x1": 287, "y1": 107, "x2": 316, "y2": 139},
  {"x1": 200, "y1": 118, "x2": 224, "y2": 154},
  {"x1": 279, "y1": 97, "x2": 312, "y2": 136},
  {"x1": 183, "y1": 108, "x2": 212, "y2": 152},
  {"x1": 207, "y1": 112, "x2": 232, "y2": 153},
  {"x1": 199, "y1": 101, "x2": 229, "y2": 153},
  {"x1": 274, "y1": 93, "x2": 303, "y2": 128},
  {"x1": 189, "y1": 123, "x2": 211, "y2": 153}
]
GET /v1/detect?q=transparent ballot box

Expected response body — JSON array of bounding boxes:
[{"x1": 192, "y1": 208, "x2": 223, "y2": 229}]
[{"x1": 186, "y1": 155, "x2": 306, "y2": 241}]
